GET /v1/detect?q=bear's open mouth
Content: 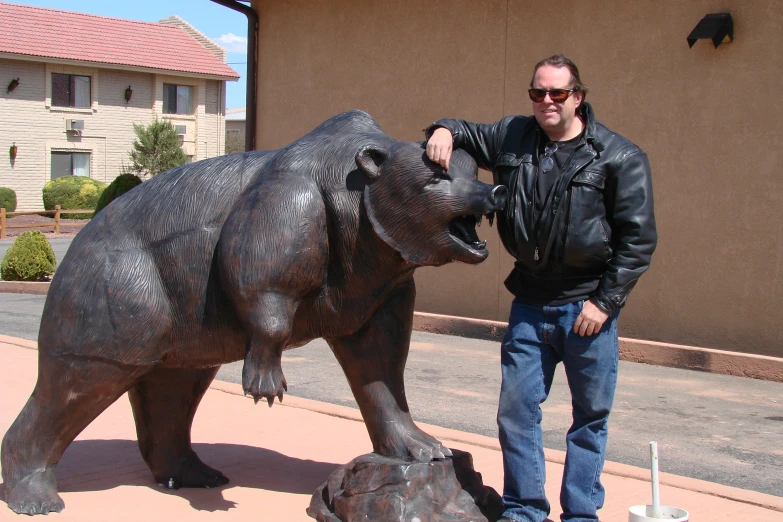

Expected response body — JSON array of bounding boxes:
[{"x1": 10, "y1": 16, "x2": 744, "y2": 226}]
[{"x1": 448, "y1": 214, "x2": 488, "y2": 251}]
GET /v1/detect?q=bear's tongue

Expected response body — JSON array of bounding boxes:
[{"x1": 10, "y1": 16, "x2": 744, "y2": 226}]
[{"x1": 450, "y1": 215, "x2": 486, "y2": 250}]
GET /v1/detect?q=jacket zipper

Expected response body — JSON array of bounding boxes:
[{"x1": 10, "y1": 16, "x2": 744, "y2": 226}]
[
  {"x1": 531, "y1": 131, "x2": 542, "y2": 262},
  {"x1": 552, "y1": 150, "x2": 597, "y2": 262}
]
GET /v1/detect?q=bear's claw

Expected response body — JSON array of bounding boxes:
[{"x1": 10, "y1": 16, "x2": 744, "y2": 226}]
[
  {"x1": 242, "y1": 356, "x2": 287, "y2": 407},
  {"x1": 378, "y1": 423, "x2": 453, "y2": 462},
  {"x1": 4, "y1": 469, "x2": 65, "y2": 515}
]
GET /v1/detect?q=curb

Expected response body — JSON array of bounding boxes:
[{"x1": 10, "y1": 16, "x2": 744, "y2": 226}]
[
  {"x1": 414, "y1": 312, "x2": 783, "y2": 383},
  {"x1": 0, "y1": 334, "x2": 38, "y2": 350},
  {"x1": 208, "y1": 380, "x2": 783, "y2": 514},
  {"x1": 0, "y1": 281, "x2": 50, "y2": 295}
]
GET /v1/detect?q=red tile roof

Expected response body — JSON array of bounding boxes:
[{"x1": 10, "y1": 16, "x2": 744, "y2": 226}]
[{"x1": 0, "y1": 2, "x2": 239, "y2": 80}]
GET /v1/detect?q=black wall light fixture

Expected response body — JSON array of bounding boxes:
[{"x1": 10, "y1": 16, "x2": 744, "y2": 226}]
[
  {"x1": 125, "y1": 86, "x2": 133, "y2": 103},
  {"x1": 10, "y1": 142, "x2": 18, "y2": 162},
  {"x1": 688, "y1": 13, "x2": 733, "y2": 48},
  {"x1": 7, "y1": 78, "x2": 19, "y2": 93}
]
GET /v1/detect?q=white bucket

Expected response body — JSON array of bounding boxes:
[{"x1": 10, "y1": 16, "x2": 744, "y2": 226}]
[{"x1": 628, "y1": 504, "x2": 689, "y2": 521}]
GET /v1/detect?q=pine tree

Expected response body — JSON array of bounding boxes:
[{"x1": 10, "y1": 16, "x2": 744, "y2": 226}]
[{"x1": 128, "y1": 120, "x2": 187, "y2": 177}]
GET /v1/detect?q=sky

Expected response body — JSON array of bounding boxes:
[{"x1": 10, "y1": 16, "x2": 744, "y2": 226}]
[{"x1": 10, "y1": 0, "x2": 249, "y2": 109}]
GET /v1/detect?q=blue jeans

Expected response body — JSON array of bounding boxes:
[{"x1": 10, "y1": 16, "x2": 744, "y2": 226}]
[{"x1": 497, "y1": 299, "x2": 619, "y2": 522}]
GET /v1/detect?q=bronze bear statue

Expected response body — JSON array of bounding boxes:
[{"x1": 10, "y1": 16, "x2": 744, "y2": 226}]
[{"x1": 1, "y1": 110, "x2": 507, "y2": 515}]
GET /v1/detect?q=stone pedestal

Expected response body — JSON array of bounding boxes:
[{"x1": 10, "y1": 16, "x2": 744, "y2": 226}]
[{"x1": 308, "y1": 449, "x2": 504, "y2": 522}]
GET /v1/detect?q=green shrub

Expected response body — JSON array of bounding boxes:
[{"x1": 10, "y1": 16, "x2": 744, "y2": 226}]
[
  {"x1": 129, "y1": 119, "x2": 187, "y2": 176},
  {"x1": 42, "y1": 176, "x2": 107, "y2": 219},
  {"x1": 0, "y1": 187, "x2": 16, "y2": 212},
  {"x1": 94, "y1": 173, "x2": 143, "y2": 216},
  {"x1": 1, "y1": 231, "x2": 56, "y2": 281}
]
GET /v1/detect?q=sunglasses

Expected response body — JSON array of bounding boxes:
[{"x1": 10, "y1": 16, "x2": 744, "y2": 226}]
[
  {"x1": 541, "y1": 142, "x2": 558, "y2": 172},
  {"x1": 528, "y1": 88, "x2": 578, "y2": 103}
]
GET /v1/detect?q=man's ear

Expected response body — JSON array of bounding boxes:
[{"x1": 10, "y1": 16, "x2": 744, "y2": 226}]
[
  {"x1": 574, "y1": 91, "x2": 584, "y2": 110},
  {"x1": 355, "y1": 145, "x2": 389, "y2": 183}
]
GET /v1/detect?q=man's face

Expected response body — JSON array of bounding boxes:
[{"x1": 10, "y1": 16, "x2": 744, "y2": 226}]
[{"x1": 531, "y1": 64, "x2": 583, "y2": 138}]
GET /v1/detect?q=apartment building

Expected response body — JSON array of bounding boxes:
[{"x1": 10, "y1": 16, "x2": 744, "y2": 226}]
[{"x1": 0, "y1": 3, "x2": 239, "y2": 210}]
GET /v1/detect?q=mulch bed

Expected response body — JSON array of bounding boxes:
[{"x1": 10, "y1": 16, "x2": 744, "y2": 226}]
[{"x1": 2, "y1": 214, "x2": 87, "y2": 239}]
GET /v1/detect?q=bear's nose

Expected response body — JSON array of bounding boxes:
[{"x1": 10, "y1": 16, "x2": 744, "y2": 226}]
[{"x1": 489, "y1": 185, "x2": 508, "y2": 209}]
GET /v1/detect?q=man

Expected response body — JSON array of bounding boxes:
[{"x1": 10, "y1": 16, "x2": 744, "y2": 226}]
[{"x1": 424, "y1": 55, "x2": 656, "y2": 522}]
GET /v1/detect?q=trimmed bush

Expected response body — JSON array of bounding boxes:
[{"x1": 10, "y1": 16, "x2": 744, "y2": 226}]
[
  {"x1": 42, "y1": 176, "x2": 107, "y2": 219},
  {"x1": 0, "y1": 187, "x2": 16, "y2": 212},
  {"x1": 94, "y1": 173, "x2": 142, "y2": 216},
  {"x1": 1, "y1": 231, "x2": 56, "y2": 281}
]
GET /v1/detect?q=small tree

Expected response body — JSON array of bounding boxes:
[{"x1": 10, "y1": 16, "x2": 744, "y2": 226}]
[
  {"x1": 225, "y1": 131, "x2": 245, "y2": 154},
  {"x1": 129, "y1": 120, "x2": 187, "y2": 177}
]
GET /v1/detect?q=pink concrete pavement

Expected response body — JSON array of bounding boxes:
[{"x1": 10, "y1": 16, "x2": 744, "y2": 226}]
[{"x1": 0, "y1": 338, "x2": 781, "y2": 522}]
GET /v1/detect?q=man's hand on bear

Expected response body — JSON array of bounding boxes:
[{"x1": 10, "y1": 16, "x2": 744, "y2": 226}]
[{"x1": 426, "y1": 127, "x2": 454, "y2": 170}]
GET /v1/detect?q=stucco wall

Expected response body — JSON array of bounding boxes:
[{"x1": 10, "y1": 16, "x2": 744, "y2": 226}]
[
  {"x1": 0, "y1": 59, "x2": 227, "y2": 209},
  {"x1": 250, "y1": 0, "x2": 783, "y2": 357}
]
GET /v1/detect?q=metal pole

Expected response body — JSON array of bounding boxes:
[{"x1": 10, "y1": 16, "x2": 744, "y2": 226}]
[{"x1": 209, "y1": 0, "x2": 258, "y2": 151}]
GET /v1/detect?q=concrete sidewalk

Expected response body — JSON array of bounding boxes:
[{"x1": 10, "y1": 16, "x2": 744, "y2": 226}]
[{"x1": 0, "y1": 338, "x2": 781, "y2": 522}]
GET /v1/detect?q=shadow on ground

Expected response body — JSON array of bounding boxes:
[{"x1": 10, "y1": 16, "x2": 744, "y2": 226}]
[{"x1": 1, "y1": 440, "x2": 341, "y2": 513}]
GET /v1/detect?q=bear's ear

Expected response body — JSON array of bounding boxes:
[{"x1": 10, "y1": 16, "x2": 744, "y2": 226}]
[{"x1": 355, "y1": 145, "x2": 389, "y2": 183}]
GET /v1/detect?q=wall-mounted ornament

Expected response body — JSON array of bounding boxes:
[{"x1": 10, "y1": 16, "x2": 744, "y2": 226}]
[{"x1": 687, "y1": 13, "x2": 733, "y2": 49}]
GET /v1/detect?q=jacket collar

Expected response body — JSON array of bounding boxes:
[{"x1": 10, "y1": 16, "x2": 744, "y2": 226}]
[{"x1": 580, "y1": 102, "x2": 604, "y2": 152}]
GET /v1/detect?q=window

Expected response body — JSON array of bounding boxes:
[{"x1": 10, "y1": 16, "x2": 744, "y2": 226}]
[
  {"x1": 163, "y1": 84, "x2": 194, "y2": 114},
  {"x1": 52, "y1": 74, "x2": 91, "y2": 108},
  {"x1": 51, "y1": 152, "x2": 90, "y2": 179}
]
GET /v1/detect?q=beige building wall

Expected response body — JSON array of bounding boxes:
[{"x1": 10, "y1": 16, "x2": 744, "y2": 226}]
[
  {"x1": 1, "y1": 58, "x2": 227, "y2": 209},
  {"x1": 225, "y1": 108, "x2": 246, "y2": 153},
  {"x1": 250, "y1": 0, "x2": 783, "y2": 357}
]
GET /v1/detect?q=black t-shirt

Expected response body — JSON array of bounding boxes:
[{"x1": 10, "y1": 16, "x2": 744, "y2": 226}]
[{"x1": 535, "y1": 132, "x2": 583, "y2": 210}]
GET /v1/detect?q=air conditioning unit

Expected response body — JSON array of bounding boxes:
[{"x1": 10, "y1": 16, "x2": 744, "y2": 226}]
[
  {"x1": 175, "y1": 125, "x2": 187, "y2": 136},
  {"x1": 65, "y1": 119, "x2": 84, "y2": 133}
]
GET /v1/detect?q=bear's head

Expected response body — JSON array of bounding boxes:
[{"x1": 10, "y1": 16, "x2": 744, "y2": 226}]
[{"x1": 356, "y1": 142, "x2": 507, "y2": 266}]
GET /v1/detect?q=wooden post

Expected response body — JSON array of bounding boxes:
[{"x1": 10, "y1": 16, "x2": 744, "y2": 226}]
[
  {"x1": 54, "y1": 205, "x2": 60, "y2": 235},
  {"x1": 0, "y1": 208, "x2": 5, "y2": 239}
]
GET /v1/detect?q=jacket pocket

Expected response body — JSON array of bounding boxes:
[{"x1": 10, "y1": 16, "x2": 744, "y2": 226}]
[
  {"x1": 562, "y1": 170, "x2": 612, "y2": 269},
  {"x1": 494, "y1": 153, "x2": 528, "y2": 257}
]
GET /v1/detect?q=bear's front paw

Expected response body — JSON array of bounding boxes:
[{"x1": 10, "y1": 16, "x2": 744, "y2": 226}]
[
  {"x1": 380, "y1": 424, "x2": 453, "y2": 462},
  {"x1": 5, "y1": 470, "x2": 65, "y2": 515},
  {"x1": 242, "y1": 356, "x2": 287, "y2": 407}
]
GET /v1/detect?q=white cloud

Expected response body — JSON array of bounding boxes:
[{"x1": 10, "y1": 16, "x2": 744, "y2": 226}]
[{"x1": 212, "y1": 33, "x2": 248, "y2": 53}]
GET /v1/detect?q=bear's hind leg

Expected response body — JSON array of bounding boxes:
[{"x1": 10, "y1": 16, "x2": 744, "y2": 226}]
[
  {"x1": 128, "y1": 366, "x2": 228, "y2": 490},
  {"x1": 1, "y1": 353, "x2": 148, "y2": 515}
]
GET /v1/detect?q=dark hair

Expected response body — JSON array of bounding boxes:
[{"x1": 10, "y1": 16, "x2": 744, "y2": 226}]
[{"x1": 530, "y1": 54, "x2": 588, "y2": 100}]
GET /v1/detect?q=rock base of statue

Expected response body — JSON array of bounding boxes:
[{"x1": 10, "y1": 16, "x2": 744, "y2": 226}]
[{"x1": 307, "y1": 448, "x2": 504, "y2": 522}]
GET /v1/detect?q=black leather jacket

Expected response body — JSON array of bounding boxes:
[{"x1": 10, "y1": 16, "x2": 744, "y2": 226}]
[{"x1": 425, "y1": 103, "x2": 657, "y2": 313}]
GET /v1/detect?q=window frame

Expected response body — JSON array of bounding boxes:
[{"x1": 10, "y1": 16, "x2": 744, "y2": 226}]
[
  {"x1": 51, "y1": 73, "x2": 92, "y2": 109},
  {"x1": 163, "y1": 83, "x2": 195, "y2": 115},
  {"x1": 50, "y1": 151, "x2": 91, "y2": 179}
]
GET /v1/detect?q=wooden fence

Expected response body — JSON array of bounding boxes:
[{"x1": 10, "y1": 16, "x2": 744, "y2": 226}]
[{"x1": 0, "y1": 206, "x2": 91, "y2": 239}]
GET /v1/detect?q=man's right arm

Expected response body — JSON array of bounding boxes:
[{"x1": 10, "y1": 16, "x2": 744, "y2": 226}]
[{"x1": 424, "y1": 118, "x2": 508, "y2": 171}]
